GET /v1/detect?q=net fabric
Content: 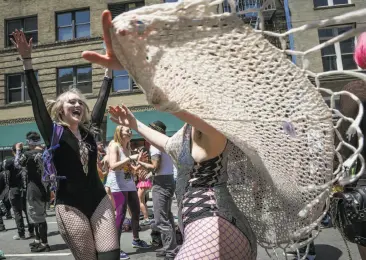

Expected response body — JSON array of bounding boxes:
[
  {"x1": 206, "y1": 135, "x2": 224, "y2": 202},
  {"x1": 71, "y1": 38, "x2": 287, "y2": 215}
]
[
  {"x1": 176, "y1": 216, "x2": 254, "y2": 260},
  {"x1": 109, "y1": 0, "x2": 365, "y2": 253}
]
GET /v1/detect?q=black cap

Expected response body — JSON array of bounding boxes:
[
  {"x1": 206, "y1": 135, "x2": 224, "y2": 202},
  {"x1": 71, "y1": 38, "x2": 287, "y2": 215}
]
[{"x1": 149, "y1": 120, "x2": 167, "y2": 134}]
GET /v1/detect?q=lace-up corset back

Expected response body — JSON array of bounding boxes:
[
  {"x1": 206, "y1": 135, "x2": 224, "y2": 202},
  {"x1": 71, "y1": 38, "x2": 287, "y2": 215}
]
[{"x1": 188, "y1": 126, "x2": 229, "y2": 188}]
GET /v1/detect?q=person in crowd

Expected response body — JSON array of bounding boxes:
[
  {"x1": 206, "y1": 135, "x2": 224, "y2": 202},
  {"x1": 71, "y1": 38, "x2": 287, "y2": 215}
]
[
  {"x1": 135, "y1": 121, "x2": 178, "y2": 259},
  {"x1": 97, "y1": 142, "x2": 108, "y2": 184},
  {"x1": 11, "y1": 29, "x2": 119, "y2": 260},
  {"x1": 0, "y1": 167, "x2": 7, "y2": 232},
  {"x1": 0, "y1": 165, "x2": 11, "y2": 220},
  {"x1": 84, "y1": 10, "x2": 257, "y2": 260},
  {"x1": 3, "y1": 143, "x2": 34, "y2": 240},
  {"x1": 338, "y1": 79, "x2": 366, "y2": 260},
  {"x1": 106, "y1": 126, "x2": 150, "y2": 260},
  {"x1": 133, "y1": 146, "x2": 152, "y2": 226},
  {"x1": 14, "y1": 132, "x2": 50, "y2": 252}
]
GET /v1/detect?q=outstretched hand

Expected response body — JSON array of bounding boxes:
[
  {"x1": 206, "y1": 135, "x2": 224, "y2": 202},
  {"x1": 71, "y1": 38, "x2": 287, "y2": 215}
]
[
  {"x1": 108, "y1": 104, "x2": 138, "y2": 130},
  {"x1": 11, "y1": 30, "x2": 32, "y2": 59},
  {"x1": 82, "y1": 10, "x2": 123, "y2": 70}
]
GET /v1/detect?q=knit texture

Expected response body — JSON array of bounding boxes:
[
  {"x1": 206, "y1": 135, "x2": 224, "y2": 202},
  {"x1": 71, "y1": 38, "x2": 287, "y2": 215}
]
[{"x1": 109, "y1": 0, "x2": 366, "y2": 253}]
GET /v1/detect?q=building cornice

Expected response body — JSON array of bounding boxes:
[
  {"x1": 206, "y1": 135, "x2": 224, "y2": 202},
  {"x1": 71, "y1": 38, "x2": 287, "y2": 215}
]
[{"x1": 0, "y1": 37, "x2": 103, "y2": 55}]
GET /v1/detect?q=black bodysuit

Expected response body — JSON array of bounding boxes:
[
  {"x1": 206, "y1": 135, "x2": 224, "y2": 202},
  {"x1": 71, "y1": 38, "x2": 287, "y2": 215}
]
[{"x1": 25, "y1": 69, "x2": 112, "y2": 219}]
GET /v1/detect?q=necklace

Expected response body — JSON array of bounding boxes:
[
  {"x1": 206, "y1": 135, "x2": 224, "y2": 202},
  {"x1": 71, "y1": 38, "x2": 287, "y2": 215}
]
[{"x1": 71, "y1": 128, "x2": 81, "y2": 140}]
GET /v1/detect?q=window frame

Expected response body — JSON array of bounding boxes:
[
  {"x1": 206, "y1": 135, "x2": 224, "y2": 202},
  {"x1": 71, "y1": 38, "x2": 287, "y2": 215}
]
[
  {"x1": 112, "y1": 70, "x2": 138, "y2": 93},
  {"x1": 314, "y1": 0, "x2": 351, "y2": 8},
  {"x1": 108, "y1": 1, "x2": 145, "y2": 19},
  {"x1": 57, "y1": 65, "x2": 92, "y2": 94},
  {"x1": 318, "y1": 24, "x2": 358, "y2": 72},
  {"x1": 5, "y1": 71, "x2": 38, "y2": 104},
  {"x1": 56, "y1": 8, "x2": 90, "y2": 41},
  {"x1": 5, "y1": 15, "x2": 38, "y2": 47}
]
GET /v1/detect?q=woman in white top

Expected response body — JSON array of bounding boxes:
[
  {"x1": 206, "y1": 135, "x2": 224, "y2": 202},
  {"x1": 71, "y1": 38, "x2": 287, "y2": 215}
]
[{"x1": 105, "y1": 126, "x2": 150, "y2": 259}]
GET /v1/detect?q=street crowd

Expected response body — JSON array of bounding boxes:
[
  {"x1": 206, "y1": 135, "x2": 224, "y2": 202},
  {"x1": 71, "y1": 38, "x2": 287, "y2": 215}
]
[{"x1": 1, "y1": 3, "x2": 366, "y2": 260}]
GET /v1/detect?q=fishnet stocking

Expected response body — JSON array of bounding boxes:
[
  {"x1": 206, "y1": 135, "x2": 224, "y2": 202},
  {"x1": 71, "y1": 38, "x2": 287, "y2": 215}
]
[
  {"x1": 90, "y1": 195, "x2": 119, "y2": 252},
  {"x1": 56, "y1": 196, "x2": 119, "y2": 260},
  {"x1": 175, "y1": 217, "x2": 254, "y2": 260},
  {"x1": 56, "y1": 205, "x2": 97, "y2": 260}
]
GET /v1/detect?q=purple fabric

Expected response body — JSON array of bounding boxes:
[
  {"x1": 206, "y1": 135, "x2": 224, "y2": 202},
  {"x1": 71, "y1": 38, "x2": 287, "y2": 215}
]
[
  {"x1": 42, "y1": 123, "x2": 64, "y2": 191},
  {"x1": 112, "y1": 191, "x2": 126, "y2": 235}
]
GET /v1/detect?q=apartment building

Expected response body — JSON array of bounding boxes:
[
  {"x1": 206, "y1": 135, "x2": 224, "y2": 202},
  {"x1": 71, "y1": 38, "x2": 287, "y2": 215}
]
[
  {"x1": 287, "y1": 0, "x2": 366, "y2": 101},
  {"x1": 0, "y1": 0, "x2": 183, "y2": 159}
]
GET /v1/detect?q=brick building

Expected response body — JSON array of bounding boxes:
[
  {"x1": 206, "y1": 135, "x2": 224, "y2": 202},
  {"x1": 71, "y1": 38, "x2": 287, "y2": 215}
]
[
  {"x1": 287, "y1": 0, "x2": 366, "y2": 100},
  {"x1": 0, "y1": 0, "x2": 183, "y2": 160}
]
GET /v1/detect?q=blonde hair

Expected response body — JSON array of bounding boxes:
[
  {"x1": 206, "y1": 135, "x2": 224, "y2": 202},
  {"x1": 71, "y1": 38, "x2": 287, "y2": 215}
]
[
  {"x1": 113, "y1": 125, "x2": 131, "y2": 150},
  {"x1": 46, "y1": 88, "x2": 94, "y2": 132}
]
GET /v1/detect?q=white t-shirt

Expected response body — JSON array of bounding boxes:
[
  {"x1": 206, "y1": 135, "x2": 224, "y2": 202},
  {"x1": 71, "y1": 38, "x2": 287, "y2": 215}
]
[
  {"x1": 106, "y1": 146, "x2": 136, "y2": 192},
  {"x1": 150, "y1": 145, "x2": 174, "y2": 176}
]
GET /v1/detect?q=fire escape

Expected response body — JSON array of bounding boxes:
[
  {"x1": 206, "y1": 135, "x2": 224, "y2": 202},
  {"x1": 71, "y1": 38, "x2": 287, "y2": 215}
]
[{"x1": 219, "y1": 0, "x2": 289, "y2": 50}]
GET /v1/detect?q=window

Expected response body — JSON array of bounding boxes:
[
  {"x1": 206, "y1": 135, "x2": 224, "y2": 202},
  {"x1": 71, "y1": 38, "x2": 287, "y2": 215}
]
[
  {"x1": 6, "y1": 16, "x2": 37, "y2": 47},
  {"x1": 112, "y1": 70, "x2": 138, "y2": 92},
  {"x1": 318, "y1": 25, "x2": 357, "y2": 71},
  {"x1": 6, "y1": 71, "x2": 38, "y2": 103},
  {"x1": 165, "y1": 0, "x2": 178, "y2": 2},
  {"x1": 314, "y1": 0, "x2": 350, "y2": 8},
  {"x1": 56, "y1": 9, "x2": 90, "y2": 41},
  {"x1": 57, "y1": 65, "x2": 92, "y2": 94},
  {"x1": 108, "y1": 1, "x2": 145, "y2": 19}
]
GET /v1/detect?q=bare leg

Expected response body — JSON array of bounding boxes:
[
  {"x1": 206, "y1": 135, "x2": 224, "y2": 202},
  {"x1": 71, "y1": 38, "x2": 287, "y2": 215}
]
[{"x1": 138, "y1": 188, "x2": 149, "y2": 220}]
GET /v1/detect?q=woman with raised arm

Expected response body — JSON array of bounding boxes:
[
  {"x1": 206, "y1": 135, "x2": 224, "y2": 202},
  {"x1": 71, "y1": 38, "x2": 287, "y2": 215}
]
[
  {"x1": 106, "y1": 126, "x2": 150, "y2": 260},
  {"x1": 12, "y1": 30, "x2": 119, "y2": 260}
]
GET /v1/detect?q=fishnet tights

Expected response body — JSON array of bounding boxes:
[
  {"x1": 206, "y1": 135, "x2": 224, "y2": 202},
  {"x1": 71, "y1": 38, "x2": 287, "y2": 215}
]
[
  {"x1": 175, "y1": 216, "x2": 255, "y2": 260},
  {"x1": 56, "y1": 196, "x2": 119, "y2": 260}
]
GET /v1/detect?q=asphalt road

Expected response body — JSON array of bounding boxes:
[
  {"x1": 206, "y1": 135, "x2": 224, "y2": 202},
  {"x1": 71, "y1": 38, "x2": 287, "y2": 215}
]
[{"x1": 0, "y1": 200, "x2": 363, "y2": 260}]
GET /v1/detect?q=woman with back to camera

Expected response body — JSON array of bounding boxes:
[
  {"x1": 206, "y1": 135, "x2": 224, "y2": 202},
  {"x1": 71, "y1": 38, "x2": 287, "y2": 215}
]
[
  {"x1": 11, "y1": 29, "x2": 119, "y2": 260},
  {"x1": 84, "y1": 11, "x2": 257, "y2": 260}
]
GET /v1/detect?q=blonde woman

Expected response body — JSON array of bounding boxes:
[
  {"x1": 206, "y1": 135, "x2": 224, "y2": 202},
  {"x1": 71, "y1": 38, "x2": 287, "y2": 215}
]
[
  {"x1": 105, "y1": 126, "x2": 150, "y2": 260},
  {"x1": 11, "y1": 30, "x2": 119, "y2": 260}
]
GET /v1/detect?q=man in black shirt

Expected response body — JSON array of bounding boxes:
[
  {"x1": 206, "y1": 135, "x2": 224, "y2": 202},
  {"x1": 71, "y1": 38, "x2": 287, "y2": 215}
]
[
  {"x1": 15, "y1": 132, "x2": 50, "y2": 252},
  {"x1": 5, "y1": 144, "x2": 34, "y2": 240}
]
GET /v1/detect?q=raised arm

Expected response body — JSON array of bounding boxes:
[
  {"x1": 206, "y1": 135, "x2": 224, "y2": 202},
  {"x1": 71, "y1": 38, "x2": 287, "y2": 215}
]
[
  {"x1": 109, "y1": 105, "x2": 169, "y2": 152},
  {"x1": 14, "y1": 143, "x2": 26, "y2": 169},
  {"x1": 91, "y1": 69, "x2": 113, "y2": 128},
  {"x1": 11, "y1": 30, "x2": 53, "y2": 146}
]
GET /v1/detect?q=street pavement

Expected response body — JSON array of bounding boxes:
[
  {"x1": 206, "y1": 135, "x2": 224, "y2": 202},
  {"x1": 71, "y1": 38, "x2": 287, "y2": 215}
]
[{"x1": 0, "y1": 199, "x2": 363, "y2": 260}]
